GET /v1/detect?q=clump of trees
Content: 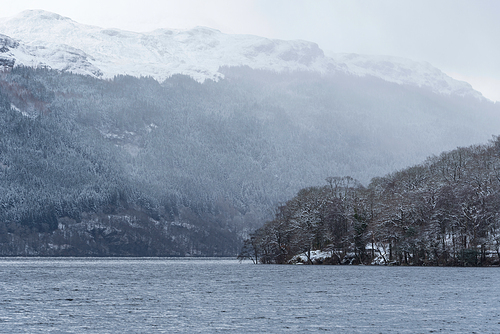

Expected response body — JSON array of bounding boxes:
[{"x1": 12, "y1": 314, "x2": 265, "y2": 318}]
[{"x1": 239, "y1": 138, "x2": 500, "y2": 266}]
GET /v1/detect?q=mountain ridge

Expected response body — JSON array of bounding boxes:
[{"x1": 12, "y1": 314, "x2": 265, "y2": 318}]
[{"x1": 0, "y1": 9, "x2": 483, "y2": 100}]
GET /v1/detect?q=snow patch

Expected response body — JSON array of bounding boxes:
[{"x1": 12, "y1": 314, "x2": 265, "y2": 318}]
[
  {"x1": 291, "y1": 250, "x2": 332, "y2": 263},
  {"x1": 10, "y1": 103, "x2": 33, "y2": 118}
]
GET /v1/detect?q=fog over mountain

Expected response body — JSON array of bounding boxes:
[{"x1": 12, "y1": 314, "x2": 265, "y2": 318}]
[{"x1": 0, "y1": 10, "x2": 499, "y2": 256}]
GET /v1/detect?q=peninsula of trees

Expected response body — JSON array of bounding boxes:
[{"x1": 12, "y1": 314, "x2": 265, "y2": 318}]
[{"x1": 239, "y1": 138, "x2": 500, "y2": 266}]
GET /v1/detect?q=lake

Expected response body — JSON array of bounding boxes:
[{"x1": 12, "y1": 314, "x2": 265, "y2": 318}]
[{"x1": 0, "y1": 258, "x2": 498, "y2": 333}]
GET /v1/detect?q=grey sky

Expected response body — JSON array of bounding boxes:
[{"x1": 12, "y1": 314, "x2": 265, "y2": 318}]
[{"x1": 1, "y1": 0, "x2": 499, "y2": 101}]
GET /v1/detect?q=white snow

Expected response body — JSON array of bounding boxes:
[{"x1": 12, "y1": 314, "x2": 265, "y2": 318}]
[
  {"x1": 292, "y1": 250, "x2": 332, "y2": 263},
  {"x1": 10, "y1": 103, "x2": 33, "y2": 118},
  {"x1": 290, "y1": 246, "x2": 391, "y2": 265},
  {"x1": 0, "y1": 9, "x2": 484, "y2": 100},
  {"x1": 329, "y1": 53, "x2": 483, "y2": 99}
]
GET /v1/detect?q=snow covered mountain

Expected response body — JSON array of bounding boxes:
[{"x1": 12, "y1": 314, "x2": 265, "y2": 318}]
[
  {"x1": 0, "y1": 10, "x2": 482, "y2": 99},
  {"x1": 0, "y1": 33, "x2": 102, "y2": 76}
]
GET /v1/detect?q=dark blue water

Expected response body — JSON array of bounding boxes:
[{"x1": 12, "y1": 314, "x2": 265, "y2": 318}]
[{"x1": 0, "y1": 258, "x2": 498, "y2": 333}]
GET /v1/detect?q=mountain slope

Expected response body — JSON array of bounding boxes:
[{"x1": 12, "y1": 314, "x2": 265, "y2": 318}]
[
  {"x1": 0, "y1": 10, "x2": 483, "y2": 100},
  {"x1": 0, "y1": 65, "x2": 499, "y2": 256}
]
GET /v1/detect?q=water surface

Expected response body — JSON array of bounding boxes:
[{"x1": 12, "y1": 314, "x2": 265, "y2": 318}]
[{"x1": 0, "y1": 258, "x2": 498, "y2": 333}]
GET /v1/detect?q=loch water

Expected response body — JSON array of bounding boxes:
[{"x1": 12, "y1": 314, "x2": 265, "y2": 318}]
[{"x1": 0, "y1": 258, "x2": 499, "y2": 333}]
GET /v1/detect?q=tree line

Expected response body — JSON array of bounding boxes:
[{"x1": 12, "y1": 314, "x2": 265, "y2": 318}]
[{"x1": 239, "y1": 138, "x2": 500, "y2": 266}]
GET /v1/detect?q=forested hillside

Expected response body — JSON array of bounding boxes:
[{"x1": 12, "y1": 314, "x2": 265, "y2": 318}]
[
  {"x1": 240, "y1": 138, "x2": 500, "y2": 266},
  {"x1": 0, "y1": 65, "x2": 499, "y2": 256}
]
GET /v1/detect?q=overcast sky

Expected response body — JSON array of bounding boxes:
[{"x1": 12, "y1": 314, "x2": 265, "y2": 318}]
[{"x1": 1, "y1": 0, "x2": 499, "y2": 101}]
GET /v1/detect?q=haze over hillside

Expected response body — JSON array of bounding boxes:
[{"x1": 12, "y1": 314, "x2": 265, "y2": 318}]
[{"x1": 0, "y1": 10, "x2": 499, "y2": 256}]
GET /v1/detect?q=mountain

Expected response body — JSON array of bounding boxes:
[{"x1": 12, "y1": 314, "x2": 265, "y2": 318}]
[
  {"x1": 0, "y1": 10, "x2": 483, "y2": 100},
  {"x1": 0, "y1": 10, "x2": 499, "y2": 256},
  {"x1": 0, "y1": 33, "x2": 102, "y2": 76}
]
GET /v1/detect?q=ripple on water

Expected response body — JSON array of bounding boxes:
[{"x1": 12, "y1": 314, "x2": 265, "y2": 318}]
[{"x1": 0, "y1": 258, "x2": 499, "y2": 333}]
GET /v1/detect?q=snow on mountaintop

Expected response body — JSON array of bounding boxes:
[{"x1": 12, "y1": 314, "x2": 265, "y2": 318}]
[
  {"x1": 330, "y1": 53, "x2": 482, "y2": 99},
  {"x1": 0, "y1": 10, "x2": 483, "y2": 100},
  {"x1": 0, "y1": 10, "x2": 330, "y2": 82},
  {"x1": 0, "y1": 33, "x2": 102, "y2": 76}
]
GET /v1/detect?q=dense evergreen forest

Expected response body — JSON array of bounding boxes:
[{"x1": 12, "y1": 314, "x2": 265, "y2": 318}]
[
  {"x1": 239, "y1": 139, "x2": 500, "y2": 266},
  {"x1": 1, "y1": 65, "x2": 499, "y2": 256}
]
